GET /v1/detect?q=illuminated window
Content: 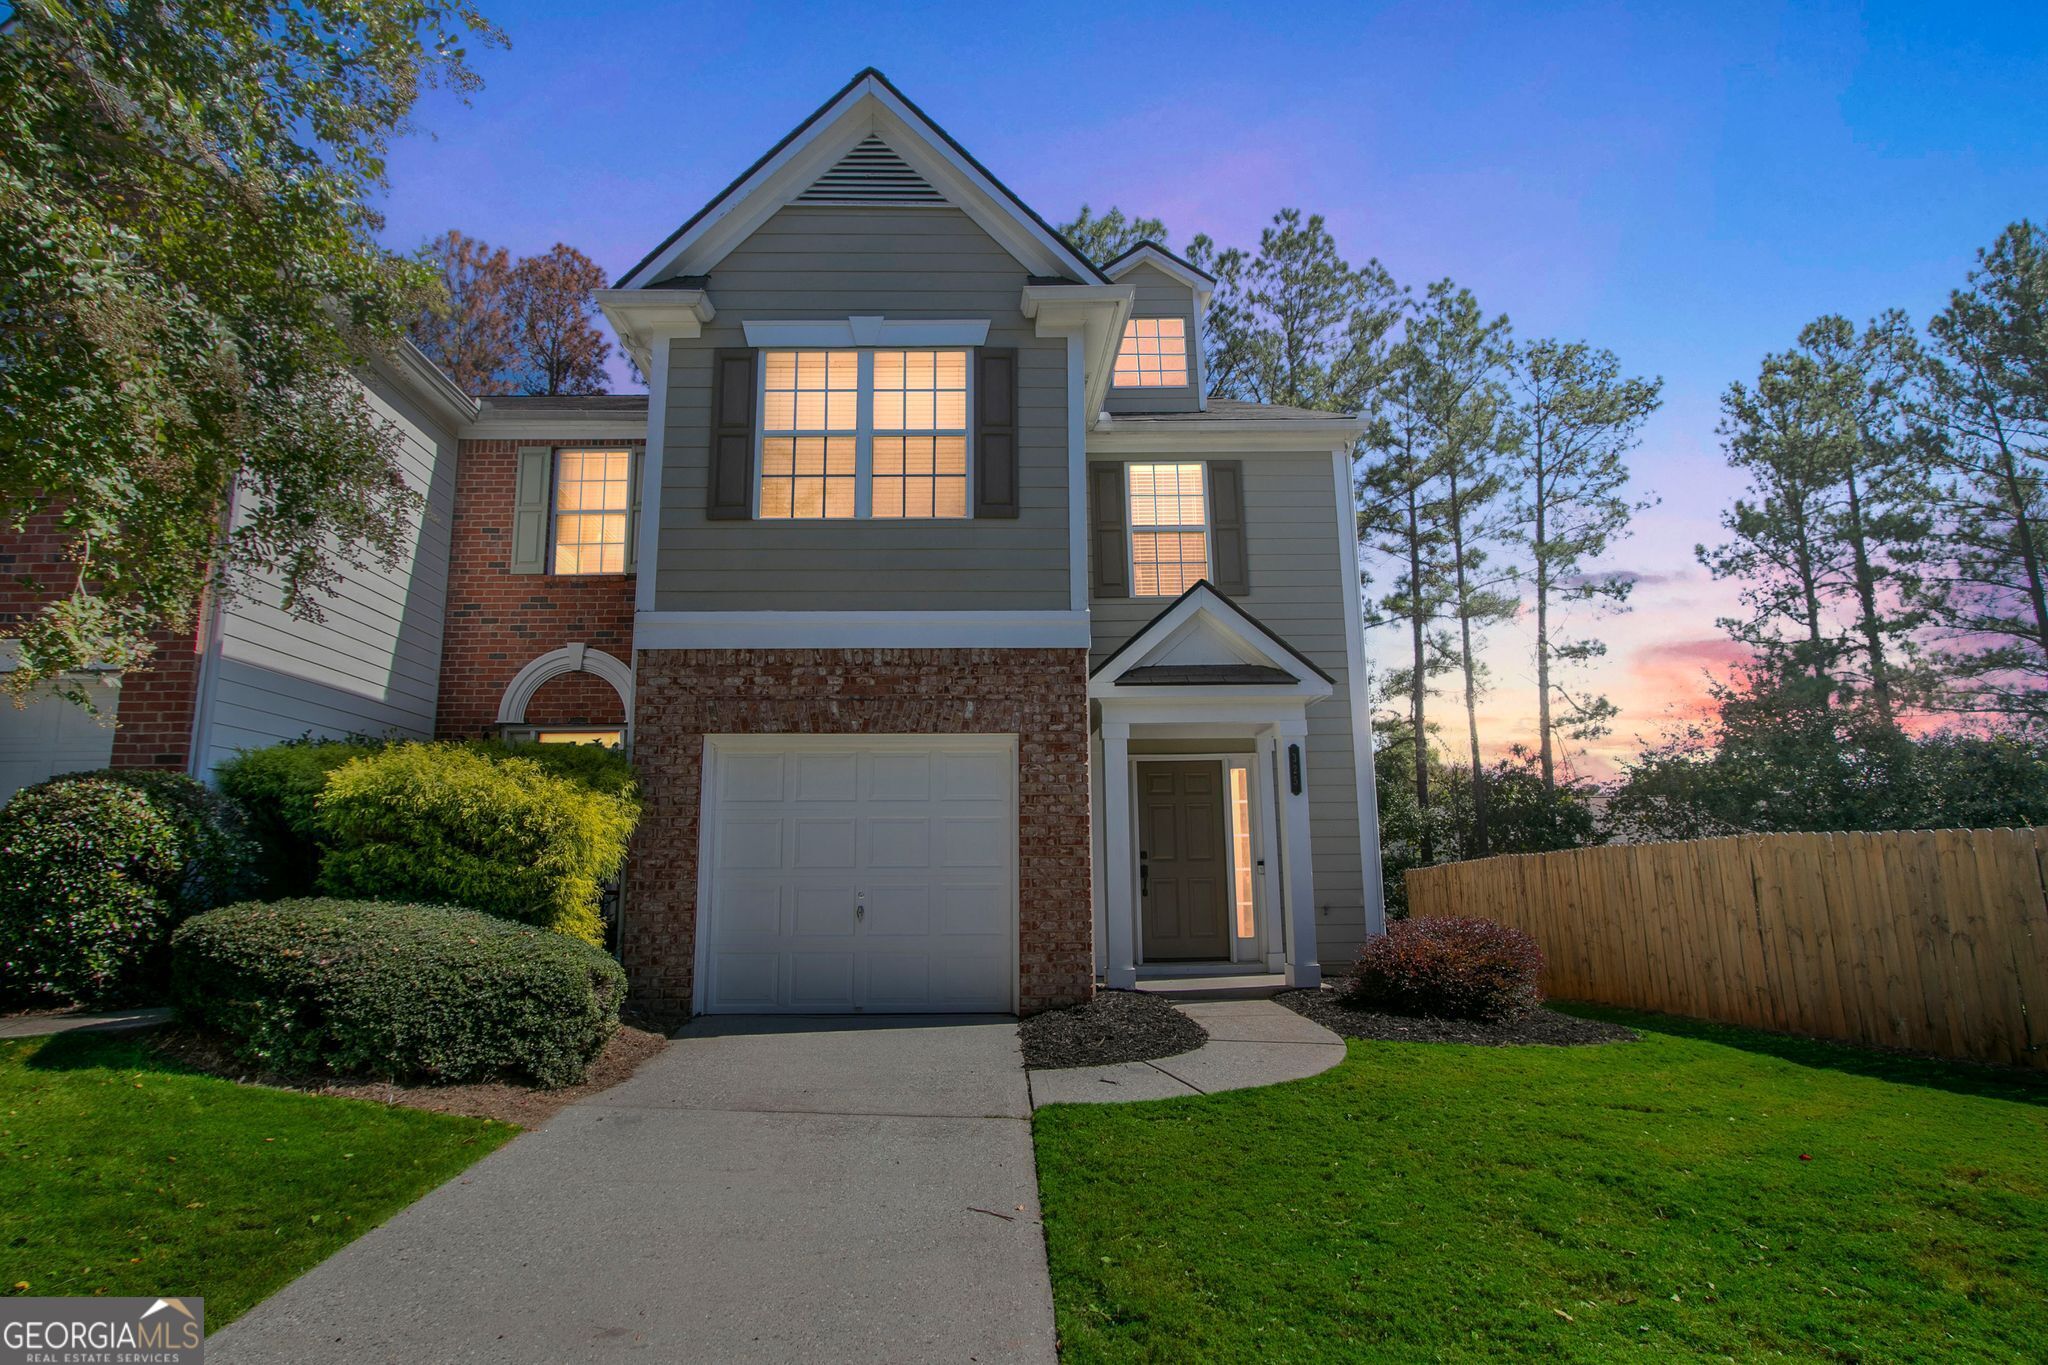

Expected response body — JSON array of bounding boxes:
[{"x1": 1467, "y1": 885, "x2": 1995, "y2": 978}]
[
  {"x1": 758, "y1": 348, "x2": 971, "y2": 519},
  {"x1": 760, "y1": 350, "x2": 858, "y2": 519},
  {"x1": 872, "y1": 349, "x2": 969, "y2": 518},
  {"x1": 536, "y1": 729, "x2": 625, "y2": 749},
  {"x1": 1127, "y1": 463, "x2": 1209, "y2": 596},
  {"x1": 553, "y1": 449, "x2": 632, "y2": 575},
  {"x1": 1229, "y1": 766, "x2": 1256, "y2": 939},
  {"x1": 1113, "y1": 317, "x2": 1189, "y2": 388}
]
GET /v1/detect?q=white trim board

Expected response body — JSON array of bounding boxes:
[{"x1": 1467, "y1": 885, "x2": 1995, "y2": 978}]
[
  {"x1": 742, "y1": 317, "x2": 991, "y2": 347},
  {"x1": 635, "y1": 610, "x2": 1090, "y2": 650}
]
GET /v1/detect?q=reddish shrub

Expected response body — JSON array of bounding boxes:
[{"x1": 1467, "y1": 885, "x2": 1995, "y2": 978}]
[{"x1": 1343, "y1": 917, "x2": 1544, "y2": 1022}]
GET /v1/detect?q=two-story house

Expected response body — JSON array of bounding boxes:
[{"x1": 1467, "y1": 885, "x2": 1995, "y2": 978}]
[{"x1": 0, "y1": 69, "x2": 1386, "y2": 1021}]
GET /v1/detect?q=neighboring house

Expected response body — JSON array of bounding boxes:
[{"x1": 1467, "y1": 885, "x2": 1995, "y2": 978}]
[{"x1": 0, "y1": 68, "x2": 1386, "y2": 1020}]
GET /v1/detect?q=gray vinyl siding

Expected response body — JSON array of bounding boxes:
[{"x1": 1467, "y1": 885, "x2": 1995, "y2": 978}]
[
  {"x1": 194, "y1": 368, "x2": 457, "y2": 775},
  {"x1": 653, "y1": 206, "x2": 1069, "y2": 612},
  {"x1": 1090, "y1": 449, "x2": 1373, "y2": 965},
  {"x1": 1103, "y1": 262, "x2": 1200, "y2": 417}
]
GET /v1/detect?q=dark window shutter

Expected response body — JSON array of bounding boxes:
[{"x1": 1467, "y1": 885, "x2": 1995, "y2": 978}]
[
  {"x1": 1089, "y1": 461, "x2": 1129, "y2": 598},
  {"x1": 625, "y1": 447, "x2": 644, "y2": 573},
  {"x1": 511, "y1": 445, "x2": 551, "y2": 574},
  {"x1": 974, "y1": 348, "x2": 1019, "y2": 518},
  {"x1": 707, "y1": 348, "x2": 756, "y2": 520},
  {"x1": 1209, "y1": 460, "x2": 1249, "y2": 595}
]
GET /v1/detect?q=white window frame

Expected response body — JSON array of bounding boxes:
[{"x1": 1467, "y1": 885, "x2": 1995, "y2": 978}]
[
  {"x1": 1125, "y1": 461, "x2": 1211, "y2": 598},
  {"x1": 550, "y1": 446, "x2": 635, "y2": 576},
  {"x1": 1112, "y1": 316, "x2": 1193, "y2": 390},
  {"x1": 753, "y1": 348, "x2": 975, "y2": 521}
]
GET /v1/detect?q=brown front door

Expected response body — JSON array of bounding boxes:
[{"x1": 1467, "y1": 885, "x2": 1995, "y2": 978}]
[{"x1": 1138, "y1": 761, "x2": 1232, "y2": 961}]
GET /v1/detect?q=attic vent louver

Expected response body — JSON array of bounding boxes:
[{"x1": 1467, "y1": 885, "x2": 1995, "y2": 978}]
[{"x1": 796, "y1": 136, "x2": 946, "y2": 205}]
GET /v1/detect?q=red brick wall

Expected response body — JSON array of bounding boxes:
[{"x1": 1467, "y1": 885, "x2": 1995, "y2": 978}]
[
  {"x1": 435, "y1": 438, "x2": 638, "y2": 738},
  {"x1": 626, "y1": 647, "x2": 1094, "y2": 1021},
  {"x1": 2, "y1": 510, "x2": 200, "y2": 770}
]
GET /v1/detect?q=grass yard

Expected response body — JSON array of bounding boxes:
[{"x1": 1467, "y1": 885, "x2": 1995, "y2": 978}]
[
  {"x1": 1034, "y1": 1009, "x2": 2048, "y2": 1363},
  {"x1": 0, "y1": 1031, "x2": 515, "y2": 1325}
]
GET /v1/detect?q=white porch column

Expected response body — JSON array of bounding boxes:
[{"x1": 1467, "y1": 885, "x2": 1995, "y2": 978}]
[
  {"x1": 1275, "y1": 718, "x2": 1321, "y2": 989},
  {"x1": 1255, "y1": 728, "x2": 1285, "y2": 971},
  {"x1": 1100, "y1": 718, "x2": 1138, "y2": 990}
]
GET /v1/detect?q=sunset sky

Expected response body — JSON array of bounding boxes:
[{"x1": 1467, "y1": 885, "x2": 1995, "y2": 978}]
[{"x1": 374, "y1": 0, "x2": 2048, "y2": 778}]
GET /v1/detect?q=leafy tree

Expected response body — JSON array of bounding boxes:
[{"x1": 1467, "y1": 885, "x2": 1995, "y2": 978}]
[
  {"x1": 1411, "y1": 281, "x2": 1519, "y2": 857},
  {"x1": 1504, "y1": 339, "x2": 1662, "y2": 789},
  {"x1": 1917, "y1": 221, "x2": 2048, "y2": 726},
  {"x1": 0, "y1": 0, "x2": 499, "y2": 692},
  {"x1": 412, "y1": 229, "x2": 516, "y2": 395},
  {"x1": 506, "y1": 243, "x2": 613, "y2": 396},
  {"x1": 1055, "y1": 204, "x2": 1167, "y2": 266},
  {"x1": 1439, "y1": 747, "x2": 1601, "y2": 858}
]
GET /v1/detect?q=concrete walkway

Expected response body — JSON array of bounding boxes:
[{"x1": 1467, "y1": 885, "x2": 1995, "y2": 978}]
[
  {"x1": 1027, "y1": 998, "x2": 1345, "y2": 1108},
  {"x1": 0, "y1": 1006, "x2": 173, "y2": 1039},
  {"x1": 213, "y1": 1015, "x2": 1055, "y2": 1365}
]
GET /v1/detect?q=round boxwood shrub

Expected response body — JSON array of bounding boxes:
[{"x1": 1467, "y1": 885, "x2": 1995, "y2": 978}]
[
  {"x1": 171, "y1": 898, "x2": 626, "y2": 1088},
  {"x1": 0, "y1": 769, "x2": 259, "y2": 1004},
  {"x1": 1342, "y1": 916, "x2": 1544, "y2": 1022},
  {"x1": 215, "y1": 737, "x2": 386, "y2": 895},
  {"x1": 314, "y1": 743, "x2": 639, "y2": 945}
]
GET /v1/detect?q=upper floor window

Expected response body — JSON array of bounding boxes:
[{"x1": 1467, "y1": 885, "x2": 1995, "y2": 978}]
[
  {"x1": 553, "y1": 448, "x2": 633, "y2": 574},
  {"x1": 1114, "y1": 317, "x2": 1189, "y2": 388},
  {"x1": 1128, "y1": 462, "x2": 1208, "y2": 596},
  {"x1": 759, "y1": 348, "x2": 970, "y2": 519}
]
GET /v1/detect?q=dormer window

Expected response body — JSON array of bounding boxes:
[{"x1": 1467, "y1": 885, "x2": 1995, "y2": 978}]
[{"x1": 1113, "y1": 317, "x2": 1189, "y2": 389}]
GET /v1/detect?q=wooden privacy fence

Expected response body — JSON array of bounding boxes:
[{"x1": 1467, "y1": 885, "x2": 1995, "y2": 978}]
[{"x1": 1404, "y1": 829, "x2": 2048, "y2": 1069}]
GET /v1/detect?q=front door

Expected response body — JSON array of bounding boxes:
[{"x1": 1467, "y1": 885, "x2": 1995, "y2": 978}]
[{"x1": 1138, "y1": 761, "x2": 1231, "y2": 961}]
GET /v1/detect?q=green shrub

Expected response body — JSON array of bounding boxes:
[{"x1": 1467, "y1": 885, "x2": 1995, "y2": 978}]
[
  {"x1": 462, "y1": 737, "x2": 638, "y2": 798},
  {"x1": 0, "y1": 769, "x2": 258, "y2": 1004},
  {"x1": 215, "y1": 738, "x2": 385, "y2": 894},
  {"x1": 171, "y1": 899, "x2": 625, "y2": 1087},
  {"x1": 314, "y1": 743, "x2": 638, "y2": 944}
]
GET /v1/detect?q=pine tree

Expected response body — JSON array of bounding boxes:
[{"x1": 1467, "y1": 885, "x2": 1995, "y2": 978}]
[
  {"x1": 1917, "y1": 221, "x2": 2048, "y2": 725},
  {"x1": 1412, "y1": 282, "x2": 1519, "y2": 857},
  {"x1": 1504, "y1": 339, "x2": 1662, "y2": 789},
  {"x1": 1055, "y1": 205, "x2": 1168, "y2": 266}
]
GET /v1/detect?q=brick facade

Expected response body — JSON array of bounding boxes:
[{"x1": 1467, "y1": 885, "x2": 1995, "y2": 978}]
[
  {"x1": 435, "y1": 438, "x2": 638, "y2": 738},
  {"x1": 625, "y1": 647, "x2": 1094, "y2": 1022},
  {"x1": 2, "y1": 509, "x2": 200, "y2": 769}
]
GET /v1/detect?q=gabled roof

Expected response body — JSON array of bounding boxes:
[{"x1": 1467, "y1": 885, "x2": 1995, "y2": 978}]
[
  {"x1": 615, "y1": 68, "x2": 1107, "y2": 290},
  {"x1": 1089, "y1": 580, "x2": 1335, "y2": 702},
  {"x1": 1101, "y1": 240, "x2": 1217, "y2": 292}
]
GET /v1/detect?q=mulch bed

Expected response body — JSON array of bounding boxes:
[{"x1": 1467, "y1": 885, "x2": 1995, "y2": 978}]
[
  {"x1": 1021, "y1": 990, "x2": 1208, "y2": 1070},
  {"x1": 1276, "y1": 988, "x2": 1638, "y2": 1047},
  {"x1": 147, "y1": 1023, "x2": 669, "y2": 1128}
]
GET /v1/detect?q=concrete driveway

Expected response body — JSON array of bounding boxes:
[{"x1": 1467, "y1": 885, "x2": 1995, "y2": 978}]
[{"x1": 212, "y1": 1016, "x2": 1055, "y2": 1364}]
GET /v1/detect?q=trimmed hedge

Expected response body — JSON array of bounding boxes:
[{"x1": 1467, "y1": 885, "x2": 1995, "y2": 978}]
[
  {"x1": 171, "y1": 899, "x2": 626, "y2": 1087},
  {"x1": 0, "y1": 769, "x2": 258, "y2": 1004},
  {"x1": 1343, "y1": 916, "x2": 1544, "y2": 1022},
  {"x1": 314, "y1": 743, "x2": 638, "y2": 944},
  {"x1": 215, "y1": 738, "x2": 385, "y2": 895}
]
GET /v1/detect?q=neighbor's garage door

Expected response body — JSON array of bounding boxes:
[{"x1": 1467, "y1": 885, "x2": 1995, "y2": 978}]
[
  {"x1": 0, "y1": 677, "x2": 118, "y2": 806},
  {"x1": 699, "y1": 736, "x2": 1017, "y2": 1014}
]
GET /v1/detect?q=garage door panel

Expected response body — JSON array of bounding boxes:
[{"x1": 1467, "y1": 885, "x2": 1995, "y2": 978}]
[
  {"x1": 701, "y1": 738, "x2": 1016, "y2": 1014},
  {"x1": 938, "y1": 749, "x2": 1008, "y2": 801},
  {"x1": 793, "y1": 817, "x2": 857, "y2": 868},
  {"x1": 720, "y1": 817, "x2": 785, "y2": 869},
  {"x1": 793, "y1": 751, "x2": 857, "y2": 801},
  {"x1": 720, "y1": 751, "x2": 786, "y2": 802}
]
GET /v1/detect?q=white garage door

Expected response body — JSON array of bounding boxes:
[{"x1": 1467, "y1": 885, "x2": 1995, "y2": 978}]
[
  {"x1": 699, "y1": 736, "x2": 1017, "y2": 1014},
  {"x1": 0, "y1": 678, "x2": 119, "y2": 806}
]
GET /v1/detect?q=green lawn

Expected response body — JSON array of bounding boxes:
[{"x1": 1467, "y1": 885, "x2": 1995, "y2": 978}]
[
  {"x1": 1034, "y1": 1010, "x2": 2048, "y2": 1363},
  {"x1": 0, "y1": 1032, "x2": 515, "y2": 1325}
]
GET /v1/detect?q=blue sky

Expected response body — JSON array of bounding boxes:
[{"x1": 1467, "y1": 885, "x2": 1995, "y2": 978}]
[{"x1": 378, "y1": 0, "x2": 2048, "y2": 770}]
